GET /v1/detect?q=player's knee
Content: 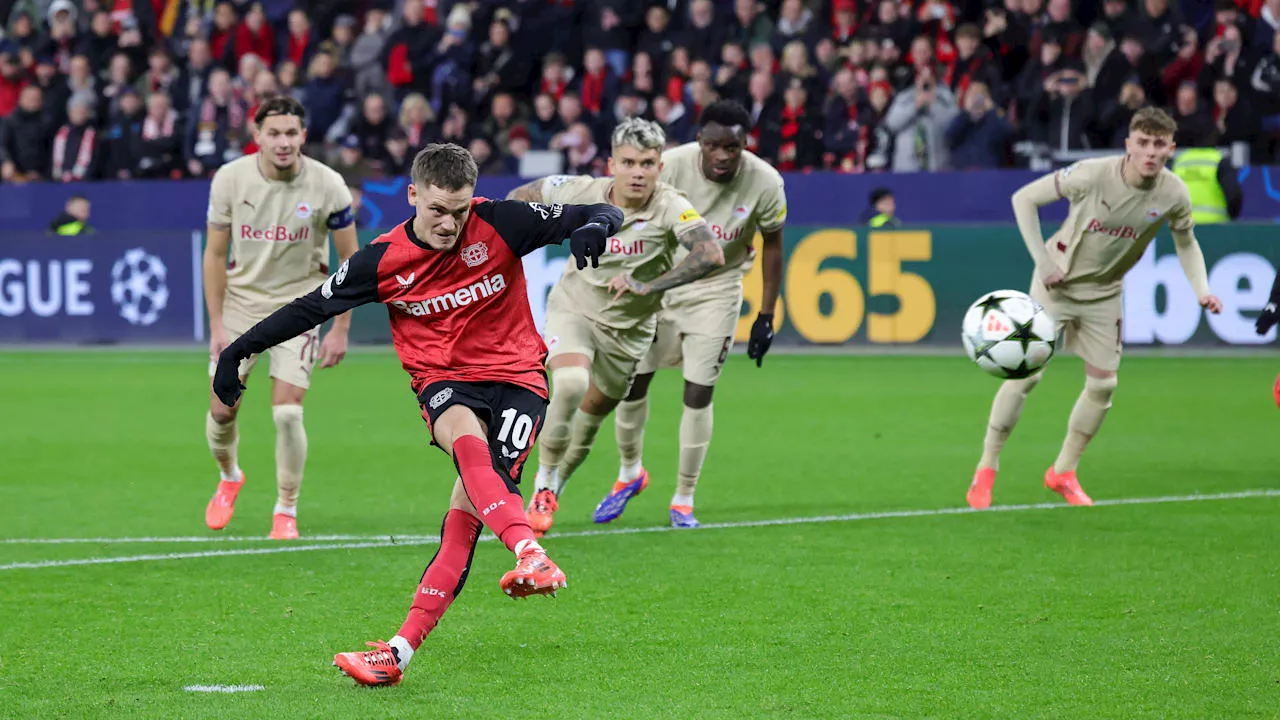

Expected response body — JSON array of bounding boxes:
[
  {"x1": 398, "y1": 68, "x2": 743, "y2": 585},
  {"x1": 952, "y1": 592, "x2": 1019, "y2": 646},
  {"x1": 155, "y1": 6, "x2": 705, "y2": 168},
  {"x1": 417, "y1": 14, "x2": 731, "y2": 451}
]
[
  {"x1": 272, "y1": 403, "x2": 305, "y2": 430},
  {"x1": 210, "y1": 404, "x2": 238, "y2": 424},
  {"x1": 1004, "y1": 373, "x2": 1042, "y2": 397},
  {"x1": 683, "y1": 381, "x2": 714, "y2": 409},
  {"x1": 1084, "y1": 373, "x2": 1117, "y2": 404},
  {"x1": 551, "y1": 366, "x2": 590, "y2": 406},
  {"x1": 625, "y1": 373, "x2": 655, "y2": 402}
]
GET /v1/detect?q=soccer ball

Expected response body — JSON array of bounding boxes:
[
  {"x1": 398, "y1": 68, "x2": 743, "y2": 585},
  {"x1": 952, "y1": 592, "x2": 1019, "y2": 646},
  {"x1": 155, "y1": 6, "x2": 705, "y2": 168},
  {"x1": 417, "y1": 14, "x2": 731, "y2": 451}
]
[{"x1": 961, "y1": 290, "x2": 1057, "y2": 379}]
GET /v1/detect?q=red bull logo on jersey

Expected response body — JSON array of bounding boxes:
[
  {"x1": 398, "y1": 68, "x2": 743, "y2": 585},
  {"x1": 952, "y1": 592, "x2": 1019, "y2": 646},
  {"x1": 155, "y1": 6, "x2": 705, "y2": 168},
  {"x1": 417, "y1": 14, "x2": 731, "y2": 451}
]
[
  {"x1": 609, "y1": 237, "x2": 645, "y2": 255},
  {"x1": 711, "y1": 224, "x2": 742, "y2": 242},
  {"x1": 391, "y1": 273, "x2": 507, "y2": 317},
  {"x1": 240, "y1": 225, "x2": 311, "y2": 243},
  {"x1": 1085, "y1": 219, "x2": 1140, "y2": 240}
]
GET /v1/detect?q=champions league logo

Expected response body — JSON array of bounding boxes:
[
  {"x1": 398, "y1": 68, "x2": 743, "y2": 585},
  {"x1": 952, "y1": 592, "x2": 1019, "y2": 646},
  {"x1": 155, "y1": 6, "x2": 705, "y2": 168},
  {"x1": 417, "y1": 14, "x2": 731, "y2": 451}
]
[{"x1": 110, "y1": 248, "x2": 170, "y2": 326}]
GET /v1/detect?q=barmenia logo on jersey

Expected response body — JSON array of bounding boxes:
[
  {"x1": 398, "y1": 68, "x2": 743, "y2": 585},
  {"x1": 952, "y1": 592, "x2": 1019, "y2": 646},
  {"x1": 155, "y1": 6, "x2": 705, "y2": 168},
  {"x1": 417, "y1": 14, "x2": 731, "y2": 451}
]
[
  {"x1": 392, "y1": 274, "x2": 507, "y2": 316},
  {"x1": 240, "y1": 225, "x2": 310, "y2": 242},
  {"x1": 460, "y1": 242, "x2": 488, "y2": 268}
]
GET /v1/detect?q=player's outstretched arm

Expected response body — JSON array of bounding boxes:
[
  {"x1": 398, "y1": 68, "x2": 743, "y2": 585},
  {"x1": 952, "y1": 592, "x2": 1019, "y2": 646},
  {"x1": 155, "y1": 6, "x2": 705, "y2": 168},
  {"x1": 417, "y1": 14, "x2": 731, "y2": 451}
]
[
  {"x1": 212, "y1": 243, "x2": 387, "y2": 407},
  {"x1": 607, "y1": 222, "x2": 724, "y2": 298},
  {"x1": 480, "y1": 199, "x2": 623, "y2": 263},
  {"x1": 505, "y1": 178, "x2": 547, "y2": 203},
  {"x1": 1011, "y1": 173, "x2": 1065, "y2": 287},
  {"x1": 1171, "y1": 228, "x2": 1222, "y2": 314},
  {"x1": 747, "y1": 227, "x2": 785, "y2": 367}
]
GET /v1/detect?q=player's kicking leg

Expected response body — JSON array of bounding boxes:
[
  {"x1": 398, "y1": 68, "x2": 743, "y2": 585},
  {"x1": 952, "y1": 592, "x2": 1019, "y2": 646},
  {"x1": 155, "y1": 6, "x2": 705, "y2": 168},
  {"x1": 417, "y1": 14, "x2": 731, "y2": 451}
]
[
  {"x1": 1042, "y1": 364, "x2": 1114, "y2": 506},
  {"x1": 205, "y1": 379, "x2": 246, "y2": 530},
  {"x1": 969, "y1": 373, "x2": 1044, "y2": 509},
  {"x1": 267, "y1": 378, "x2": 309, "y2": 539}
]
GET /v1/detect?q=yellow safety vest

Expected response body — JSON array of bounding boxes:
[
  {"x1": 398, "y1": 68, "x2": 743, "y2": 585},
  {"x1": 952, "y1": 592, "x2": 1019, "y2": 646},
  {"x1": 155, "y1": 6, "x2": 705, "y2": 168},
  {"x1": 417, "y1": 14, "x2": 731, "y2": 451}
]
[
  {"x1": 54, "y1": 220, "x2": 86, "y2": 236},
  {"x1": 869, "y1": 213, "x2": 899, "y2": 228},
  {"x1": 1172, "y1": 148, "x2": 1230, "y2": 224}
]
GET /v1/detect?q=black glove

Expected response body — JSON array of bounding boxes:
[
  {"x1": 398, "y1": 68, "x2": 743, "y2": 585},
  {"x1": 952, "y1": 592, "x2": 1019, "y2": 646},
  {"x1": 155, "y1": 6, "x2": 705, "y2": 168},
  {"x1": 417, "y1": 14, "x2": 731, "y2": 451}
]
[
  {"x1": 569, "y1": 221, "x2": 609, "y2": 270},
  {"x1": 1258, "y1": 302, "x2": 1279, "y2": 336},
  {"x1": 746, "y1": 313, "x2": 774, "y2": 367},
  {"x1": 212, "y1": 346, "x2": 247, "y2": 408}
]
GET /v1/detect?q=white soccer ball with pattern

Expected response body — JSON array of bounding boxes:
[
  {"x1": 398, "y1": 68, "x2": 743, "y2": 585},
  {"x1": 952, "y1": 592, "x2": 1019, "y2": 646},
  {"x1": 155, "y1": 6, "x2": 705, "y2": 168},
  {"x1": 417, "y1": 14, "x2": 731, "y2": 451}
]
[{"x1": 961, "y1": 290, "x2": 1057, "y2": 379}]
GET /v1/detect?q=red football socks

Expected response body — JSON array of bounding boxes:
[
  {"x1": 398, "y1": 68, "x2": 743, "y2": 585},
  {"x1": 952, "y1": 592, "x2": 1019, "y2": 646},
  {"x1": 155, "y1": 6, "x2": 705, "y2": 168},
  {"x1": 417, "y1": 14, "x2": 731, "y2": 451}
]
[
  {"x1": 453, "y1": 434, "x2": 537, "y2": 552},
  {"x1": 398, "y1": 509, "x2": 482, "y2": 649}
]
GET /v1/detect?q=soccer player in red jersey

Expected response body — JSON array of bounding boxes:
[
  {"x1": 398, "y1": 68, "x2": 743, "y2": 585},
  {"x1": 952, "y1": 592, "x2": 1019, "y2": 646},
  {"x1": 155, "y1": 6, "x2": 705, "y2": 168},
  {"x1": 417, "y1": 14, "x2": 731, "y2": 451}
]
[{"x1": 211, "y1": 144, "x2": 621, "y2": 687}]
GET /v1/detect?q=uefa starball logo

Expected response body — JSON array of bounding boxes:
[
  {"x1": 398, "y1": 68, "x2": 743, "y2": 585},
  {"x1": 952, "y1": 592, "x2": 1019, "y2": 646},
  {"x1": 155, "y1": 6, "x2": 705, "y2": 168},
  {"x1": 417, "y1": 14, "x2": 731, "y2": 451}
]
[{"x1": 110, "y1": 248, "x2": 169, "y2": 326}]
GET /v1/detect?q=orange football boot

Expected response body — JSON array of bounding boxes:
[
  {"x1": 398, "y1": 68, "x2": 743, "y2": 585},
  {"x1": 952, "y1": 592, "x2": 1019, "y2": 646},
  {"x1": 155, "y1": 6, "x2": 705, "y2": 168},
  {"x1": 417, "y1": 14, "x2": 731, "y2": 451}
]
[
  {"x1": 526, "y1": 489, "x2": 559, "y2": 538},
  {"x1": 499, "y1": 546, "x2": 567, "y2": 599},
  {"x1": 1044, "y1": 467, "x2": 1094, "y2": 506},
  {"x1": 334, "y1": 640, "x2": 403, "y2": 687},
  {"x1": 269, "y1": 513, "x2": 299, "y2": 540},
  {"x1": 967, "y1": 467, "x2": 996, "y2": 509},
  {"x1": 204, "y1": 472, "x2": 244, "y2": 530}
]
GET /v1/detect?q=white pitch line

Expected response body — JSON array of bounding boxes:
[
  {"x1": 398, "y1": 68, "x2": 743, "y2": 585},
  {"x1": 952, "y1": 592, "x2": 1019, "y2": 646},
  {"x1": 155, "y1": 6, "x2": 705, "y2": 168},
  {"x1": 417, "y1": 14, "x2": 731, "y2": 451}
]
[
  {"x1": 0, "y1": 533, "x2": 443, "y2": 545},
  {"x1": 1, "y1": 488, "x2": 1277, "y2": 572},
  {"x1": 183, "y1": 684, "x2": 265, "y2": 694}
]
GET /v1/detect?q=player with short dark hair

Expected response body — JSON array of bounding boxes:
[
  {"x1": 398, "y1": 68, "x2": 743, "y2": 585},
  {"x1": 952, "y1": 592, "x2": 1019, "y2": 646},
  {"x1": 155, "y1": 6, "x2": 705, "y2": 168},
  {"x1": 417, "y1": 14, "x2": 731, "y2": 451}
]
[
  {"x1": 967, "y1": 107, "x2": 1222, "y2": 509},
  {"x1": 203, "y1": 93, "x2": 358, "y2": 540},
  {"x1": 211, "y1": 142, "x2": 623, "y2": 687},
  {"x1": 591, "y1": 99, "x2": 788, "y2": 528}
]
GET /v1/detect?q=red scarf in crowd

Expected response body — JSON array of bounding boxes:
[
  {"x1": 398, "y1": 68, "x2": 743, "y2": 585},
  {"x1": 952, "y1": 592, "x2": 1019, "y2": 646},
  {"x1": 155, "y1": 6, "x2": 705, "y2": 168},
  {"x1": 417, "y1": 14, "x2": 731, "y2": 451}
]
[
  {"x1": 143, "y1": 109, "x2": 176, "y2": 140},
  {"x1": 53, "y1": 124, "x2": 97, "y2": 181},
  {"x1": 777, "y1": 104, "x2": 804, "y2": 171}
]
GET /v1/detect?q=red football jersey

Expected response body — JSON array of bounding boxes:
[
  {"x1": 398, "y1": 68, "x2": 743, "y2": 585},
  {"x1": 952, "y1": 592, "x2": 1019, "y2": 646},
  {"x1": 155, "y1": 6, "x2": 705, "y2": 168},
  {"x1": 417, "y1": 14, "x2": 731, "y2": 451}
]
[{"x1": 223, "y1": 197, "x2": 622, "y2": 399}]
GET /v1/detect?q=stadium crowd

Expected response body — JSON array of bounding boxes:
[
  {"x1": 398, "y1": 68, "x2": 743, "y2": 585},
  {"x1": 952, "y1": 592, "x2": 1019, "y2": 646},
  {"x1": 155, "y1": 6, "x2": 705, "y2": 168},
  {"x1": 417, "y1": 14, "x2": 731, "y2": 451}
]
[{"x1": 0, "y1": 0, "x2": 1276, "y2": 185}]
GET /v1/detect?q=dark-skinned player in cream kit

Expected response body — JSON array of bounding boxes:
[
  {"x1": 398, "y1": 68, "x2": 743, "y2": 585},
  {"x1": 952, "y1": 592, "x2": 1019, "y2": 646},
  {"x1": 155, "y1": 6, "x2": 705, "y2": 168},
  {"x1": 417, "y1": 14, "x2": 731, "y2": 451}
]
[{"x1": 212, "y1": 143, "x2": 623, "y2": 687}]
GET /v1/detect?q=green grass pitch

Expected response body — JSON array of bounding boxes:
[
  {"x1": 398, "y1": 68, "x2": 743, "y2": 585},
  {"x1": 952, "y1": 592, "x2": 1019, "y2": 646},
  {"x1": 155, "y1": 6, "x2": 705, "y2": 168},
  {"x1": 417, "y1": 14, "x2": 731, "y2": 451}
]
[{"x1": 1, "y1": 350, "x2": 1277, "y2": 719}]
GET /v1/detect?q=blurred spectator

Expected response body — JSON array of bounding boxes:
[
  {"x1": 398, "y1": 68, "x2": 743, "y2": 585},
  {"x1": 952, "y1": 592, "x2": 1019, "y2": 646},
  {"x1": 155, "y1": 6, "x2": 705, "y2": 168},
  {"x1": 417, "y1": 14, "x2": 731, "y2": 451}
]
[
  {"x1": 1213, "y1": 77, "x2": 1261, "y2": 151},
  {"x1": 381, "y1": 126, "x2": 414, "y2": 177},
  {"x1": 745, "y1": 70, "x2": 778, "y2": 151},
  {"x1": 1258, "y1": 0, "x2": 1280, "y2": 53},
  {"x1": 79, "y1": 10, "x2": 117, "y2": 71},
  {"x1": 504, "y1": 125, "x2": 532, "y2": 175},
  {"x1": 235, "y1": 3, "x2": 275, "y2": 69},
  {"x1": 1099, "y1": 0, "x2": 1138, "y2": 40},
  {"x1": 330, "y1": 14, "x2": 359, "y2": 75},
  {"x1": 137, "y1": 91, "x2": 182, "y2": 178},
  {"x1": 114, "y1": 16, "x2": 148, "y2": 74},
  {"x1": 884, "y1": 66, "x2": 959, "y2": 171},
  {"x1": 277, "y1": 61, "x2": 305, "y2": 103},
  {"x1": 101, "y1": 53, "x2": 136, "y2": 120},
  {"x1": 982, "y1": 1, "x2": 1029, "y2": 88},
  {"x1": 770, "y1": 0, "x2": 815, "y2": 56},
  {"x1": 1097, "y1": 77, "x2": 1149, "y2": 146},
  {"x1": 52, "y1": 92, "x2": 101, "y2": 182},
  {"x1": 333, "y1": 134, "x2": 374, "y2": 187},
  {"x1": 281, "y1": 8, "x2": 316, "y2": 69},
  {"x1": 946, "y1": 81, "x2": 1015, "y2": 169},
  {"x1": 469, "y1": 136, "x2": 504, "y2": 175},
  {"x1": 630, "y1": 52, "x2": 657, "y2": 100},
  {"x1": 1084, "y1": 23, "x2": 1130, "y2": 111},
  {"x1": 1, "y1": 85, "x2": 53, "y2": 181},
  {"x1": 103, "y1": 88, "x2": 144, "y2": 179},
  {"x1": 778, "y1": 40, "x2": 821, "y2": 106},
  {"x1": 1031, "y1": 0, "x2": 1085, "y2": 60},
  {"x1": 651, "y1": 94, "x2": 694, "y2": 144},
  {"x1": 612, "y1": 86, "x2": 647, "y2": 123},
  {"x1": 951, "y1": 23, "x2": 1005, "y2": 108},
  {"x1": 637, "y1": 4, "x2": 677, "y2": 62},
  {"x1": 761, "y1": 76, "x2": 820, "y2": 170},
  {"x1": 528, "y1": 92, "x2": 563, "y2": 150},
  {"x1": 343, "y1": 93, "x2": 393, "y2": 160},
  {"x1": 1117, "y1": 32, "x2": 1164, "y2": 105},
  {"x1": 136, "y1": 47, "x2": 182, "y2": 106},
  {"x1": 399, "y1": 92, "x2": 439, "y2": 149},
  {"x1": 589, "y1": 0, "x2": 641, "y2": 78},
  {"x1": 862, "y1": 80, "x2": 895, "y2": 171},
  {"x1": 684, "y1": 0, "x2": 727, "y2": 63},
  {"x1": 173, "y1": 39, "x2": 215, "y2": 116},
  {"x1": 186, "y1": 68, "x2": 246, "y2": 177},
  {"x1": 577, "y1": 47, "x2": 621, "y2": 117},
  {"x1": 1162, "y1": 25, "x2": 1204, "y2": 102},
  {"x1": 1131, "y1": 0, "x2": 1185, "y2": 66},
  {"x1": 472, "y1": 10, "x2": 528, "y2": 109},
  {"x1": 824, "y1": 67, "x2": 866, "y2": 172},
  {"x1": 0, "y1": 49, "x2": 23, "y2": 118},
  {"x1": 1200, "y1": 23, "x2": 1252, "y2": 99},
  {"x1": 382, "y1": 0, "x2": 439, "y2": 103},
  {"x1": 1029, "y1": 64, "x2": 1097, "y2": 152},
  {"x1": 303, "y1": 49, "x2": 347, "y2": 141},
  {"x1": 540, "y1": 52, "x2": 571, "y2": 103},
  {"x1": 209, "y1": 2, "x2": 241, "y2": 66},
  {"x1": 351, "y1": 8, "x2": 391, "y2": 99},
  {"x1": 48, "y1": 194, "x2": 93, "y2": 235},
  {"x1": 440, "y1": 103, "x2": 471, "y2": 146},
  {"x1": 715, "y1": 42, "x2": 749, "y2": 104},
  {"x1": 1170, "y1": 81, "x2": 1217, "y2": 146},
  {"x1": 33, "y1": 54, "x2": 70, "y2": 128},
  {"x1": 5, "y1": 12, "x2": 40, "y2": 55},
  {"x1": 1251, "y1": 30, "x2": 1280, "y2": 115},
  {"x1": 729, "y1": 0, "x2": 774, "y2": 50},
  {"x1": 428, "y1": 6, "x2": 475, "y2": 114},
  {"x1": 557, "y1": 121, "x2": 604, "y2": 175},
  {"x1": 481, "y1": 92, "x2": 522, "y2": 152},
  {"x1": 42, "y1": 0, "x2": 81, "y2": 73}
]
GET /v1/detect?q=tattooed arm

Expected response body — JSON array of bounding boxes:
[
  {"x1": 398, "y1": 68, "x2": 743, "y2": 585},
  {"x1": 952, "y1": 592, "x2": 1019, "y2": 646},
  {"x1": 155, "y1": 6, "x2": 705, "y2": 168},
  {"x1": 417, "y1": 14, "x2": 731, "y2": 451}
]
[
  {"x1": 505, "y1": 178, "x2": 546, "y2": 203},
  {"x1": 606, "y1": 222, "x2": 725, "y2": 298}
]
